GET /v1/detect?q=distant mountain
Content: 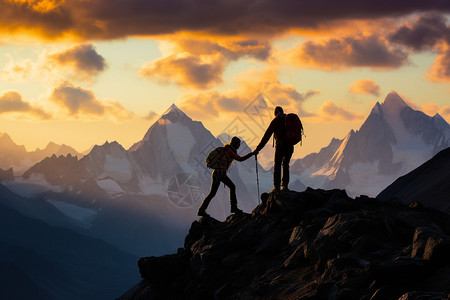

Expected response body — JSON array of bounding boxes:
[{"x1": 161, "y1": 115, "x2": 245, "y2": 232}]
[
  {"x1": 21, "y1": 104, "x2": 259, "y2": 219},
  {"x1": 291, "y1": 91, "x2": 450, "y2": 197},
  {"x1": 377, "y1": 147, "x2": 450, "y2": 214},
  {"x1": 0, "y1": 133, "x2": 28, "y2": 172},
  {"x1": 29, "y1": 142, "x2": 82, "y2": 162},
  {"x1": 0, "y1": 133, "x2": 84, "y2": 175}
]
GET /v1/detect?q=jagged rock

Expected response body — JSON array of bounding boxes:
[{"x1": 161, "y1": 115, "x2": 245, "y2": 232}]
[
  {"x1": 423, "y1": 236, "x2": 450, "y2": 264},
  {"x1": 23, "y1": 154, "x2": 84, "y2": 185},
  {"x1": 120, "y1": 188, "x2": 450, "y2": 299},
  {"x1": 411, "y1": 227, "x2": 442, "y2": 258}
]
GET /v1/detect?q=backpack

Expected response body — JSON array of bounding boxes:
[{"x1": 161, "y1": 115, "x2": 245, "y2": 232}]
[
  {"x1": 205, "y1": 147, "x2": 228, "y2": 169},
  {"x1": 284, "y1": 113, "x2": 304, "y2": 145}
]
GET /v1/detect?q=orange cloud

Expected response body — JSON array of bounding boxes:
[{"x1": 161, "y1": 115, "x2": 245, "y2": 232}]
[
  {"x1": 349, "y1": 79, "x2": 380, "y2": 96},
  {"x1": 178, "y1": 68, "x2": 319, "y2": 119},
  {"x1": 421, "y1": 102, "x2": 450, "y2": 121},
  {"x1": 0, "y1": 90, "x2": 51, "y2": 119},
  {"x1": 140, "y1": 54, "x2": 225, "y2": 90},
  {"x1": 139, "y1": 38, "x2": 271, "y2": 89},
  {"x1": 318, "y1": 100, "x2": 365, "y2": 122},
  {"x1": 49, "y1": 82, "x2": 133, "y2": 120},
  {"x1": 426, "y1": 47, "x2": 450, "y2": 82},
  {"x1": 174, "y1": 39, "x2": 272, "y2": 61},
  {"x1": 8, "y1": 0, "x2": 65, "y2": 13},
  {"x1": 442, "y1": 106, "x2": 450, "y2": 121}
]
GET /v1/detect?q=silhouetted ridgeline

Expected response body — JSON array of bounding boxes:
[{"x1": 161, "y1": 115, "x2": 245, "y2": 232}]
[
  {"x1": 378, "y1": 147, "x2": 450, "y2": 214},
  {"x1": 119, "y1": 187, "x2": 450, "y2": 299}
]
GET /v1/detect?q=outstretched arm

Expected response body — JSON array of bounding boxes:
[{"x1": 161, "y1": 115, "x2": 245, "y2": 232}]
[
  {"x1": 226, "y1": 148, "x2": 254, "y2": 162},
  {"x1": 255, "y1": 120, "x2": 275, "y2": 152}
]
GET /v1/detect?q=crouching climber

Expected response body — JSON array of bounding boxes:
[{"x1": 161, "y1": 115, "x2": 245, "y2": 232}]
[{"x1": 198, "y1": 136, "x2": 256, "y2": 217}]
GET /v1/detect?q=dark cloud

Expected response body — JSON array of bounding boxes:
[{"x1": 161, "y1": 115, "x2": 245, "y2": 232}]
[
  {"x1": 48, "y1": 44, "x2": 107, "y2": 79},
  {"x1": 298, "y1": 35, "x2": 408, "y2": 69},
  {"x1": 51, "y1": 82, "x2": 105, "y2": 115},
  {"x1": 386, "y1": 13, "x2": 450, "y2": 82},
  {"x1": 0, "y1": 0, "x2": 73, "y2": 38},
  {"x1": 0, "y1": 90, "x2": 51, "y2": 119},
  {"x1": 50, "y1": 82, "x2": 133, "y2": 118},
  {"x1": 388, "y1": 13, "x2": 450, "y2": 51},
  {"x1": 1, "y1": 0, "x2": 450, "y2": 39}
]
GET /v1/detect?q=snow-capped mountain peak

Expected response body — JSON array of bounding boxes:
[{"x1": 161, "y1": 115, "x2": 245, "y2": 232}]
[
  {"x1": 378, "y1": 92, "x2": 410, "y2": 144},
  {"x1": 291, "y1": 91, "x2": 450, "y2": 197},
  {"x1": 161, "y1": 103, "x2": 191, "y2": 123},
  {"x1": 381, "y1": 91, "x2": 407, "y2": 115}
]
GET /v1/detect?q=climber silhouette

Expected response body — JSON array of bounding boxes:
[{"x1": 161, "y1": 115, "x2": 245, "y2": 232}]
[
  {"x1": 198, "y1": 137, "x2": 256, "y2": 218},
  {"x1": 254, "y1": 106, "x2": 294, "y2": 193}
]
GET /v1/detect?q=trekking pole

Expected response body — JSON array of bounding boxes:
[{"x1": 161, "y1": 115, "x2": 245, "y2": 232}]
[{"x1": 255, "y1": 154, "x2": 260, "y2": 205}]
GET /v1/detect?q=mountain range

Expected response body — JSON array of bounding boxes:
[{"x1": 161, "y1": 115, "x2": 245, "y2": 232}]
[
  {"x1": 1, "y1": 92, "x2": 449, "y2": 298},
  {"x1": 291, "y1": 91, "x2": 450, "y2": 197},
  {"x1": 0, "y1": 133, "x2": 83, "y2": 175}
]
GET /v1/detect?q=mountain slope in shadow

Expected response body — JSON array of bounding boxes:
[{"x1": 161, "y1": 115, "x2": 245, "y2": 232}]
[
  {"x1": 0, "y1": 201, "x2": 139, "y2": 300},
  {"x1": 378, "y1": 147, "x2": 450, "y2": 214}
]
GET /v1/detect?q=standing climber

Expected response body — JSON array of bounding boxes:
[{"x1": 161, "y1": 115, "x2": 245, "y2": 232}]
[{"x1": 254, "y1": 106, "x2": 303, "y2": 193}]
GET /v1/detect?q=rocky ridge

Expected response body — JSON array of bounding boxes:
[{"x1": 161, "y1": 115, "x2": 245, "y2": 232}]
[{"x1": 121, "y1": 188, "x2": 450, "y2": 299}]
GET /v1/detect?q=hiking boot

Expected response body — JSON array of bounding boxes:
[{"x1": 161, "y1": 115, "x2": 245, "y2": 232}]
[
  {"x1": 281, "y1": 186, "x2": 289, "y2": 192},
  {"x1": 270, "y1": 187, "x2": 280, "y2": 193},
  {"x1": 230, "y1": 207, "x2": 243, "y2": 214},
  {"x1": 197, "y1": 209, "x2": 210, "y2": 218}
]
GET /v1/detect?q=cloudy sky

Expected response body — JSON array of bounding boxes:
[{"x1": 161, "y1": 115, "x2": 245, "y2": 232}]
[{"x1": 1, "y1": 0, "x2": 450, "y2": 157}]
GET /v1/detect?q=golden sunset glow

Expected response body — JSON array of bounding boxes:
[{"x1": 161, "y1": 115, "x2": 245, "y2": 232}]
[{"x1": 0, "y1": 0, "x2": 449, "y2": 158}]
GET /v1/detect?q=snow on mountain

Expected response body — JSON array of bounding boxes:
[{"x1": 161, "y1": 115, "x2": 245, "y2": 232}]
[
  {"x1": 128, "y1": 104, "x2": 259, "y2": 217},
  {"x1": 18, "y1": 104, "x2": 261, "y2": 249},
  {"x1": 312, "y1": 130, "x2": 354, "y2": 179},
  {"x1": 291, "y1": 91, "x2": 450, "y2": 197}
]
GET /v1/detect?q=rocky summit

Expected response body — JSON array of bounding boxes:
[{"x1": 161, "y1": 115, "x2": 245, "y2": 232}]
[{"x1": 120, "y1": 188, "x2": 450, "y2": 300}]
